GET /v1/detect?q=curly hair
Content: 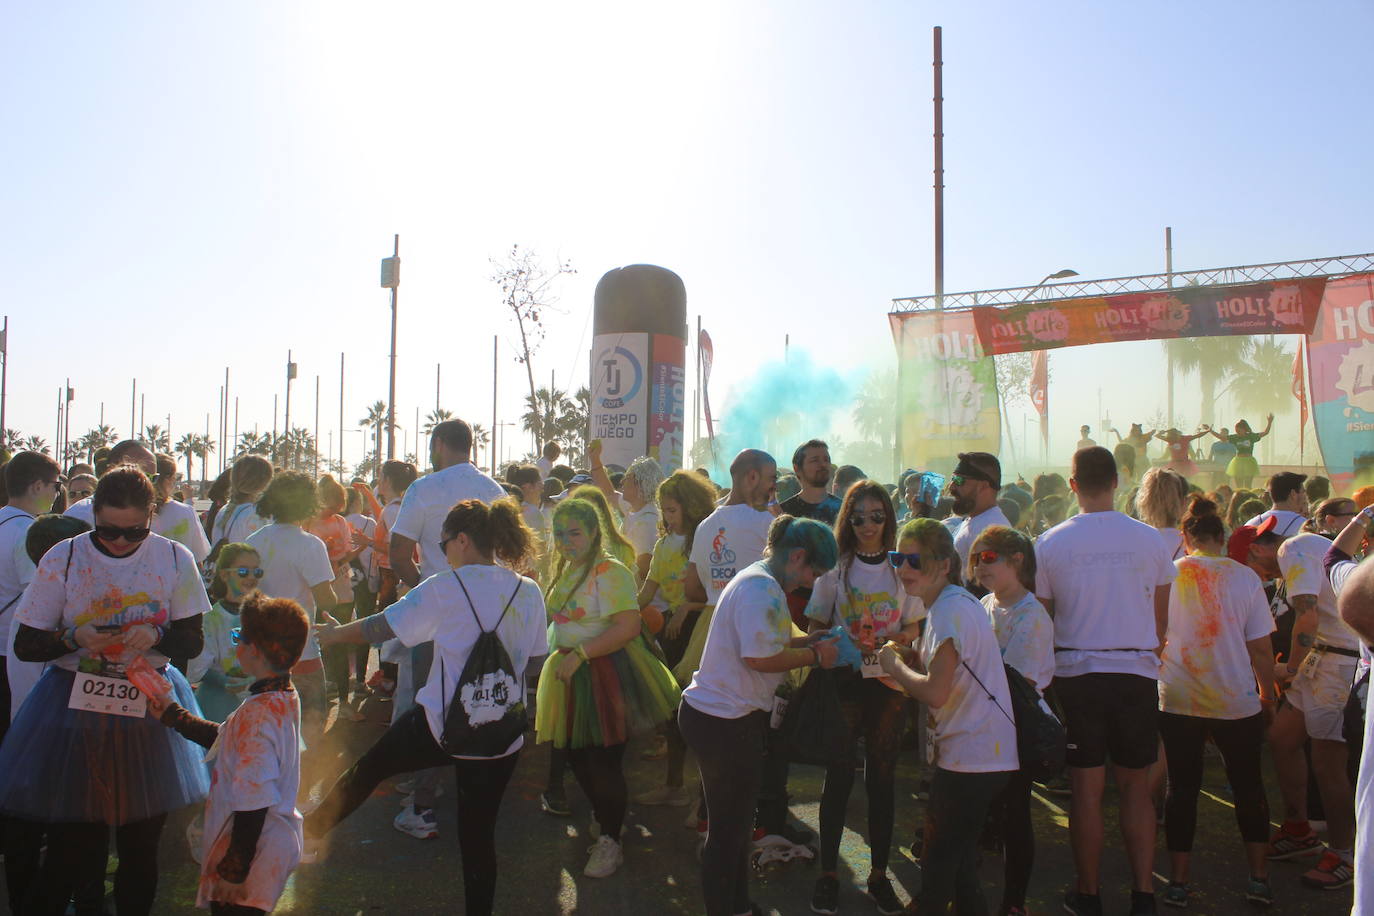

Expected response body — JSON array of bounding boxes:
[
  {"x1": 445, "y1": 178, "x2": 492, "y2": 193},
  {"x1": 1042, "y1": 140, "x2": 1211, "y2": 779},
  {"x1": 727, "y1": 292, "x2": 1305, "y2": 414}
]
[
  {"x1": 239, "y1": 591, "x2": 310, "y2": 673},
  {"x1": 256, "y1": 471, "x2": 319, "y2": 524},
  {"x1": 656, "y1": 469, "x2": 717, "y2": 557}
]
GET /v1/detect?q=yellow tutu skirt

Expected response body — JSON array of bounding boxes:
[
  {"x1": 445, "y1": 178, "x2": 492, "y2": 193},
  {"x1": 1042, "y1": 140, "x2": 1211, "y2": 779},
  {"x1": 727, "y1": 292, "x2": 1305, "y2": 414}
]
[{"x1": 536, "y1": 636, "x2": 681, "y2": 749}]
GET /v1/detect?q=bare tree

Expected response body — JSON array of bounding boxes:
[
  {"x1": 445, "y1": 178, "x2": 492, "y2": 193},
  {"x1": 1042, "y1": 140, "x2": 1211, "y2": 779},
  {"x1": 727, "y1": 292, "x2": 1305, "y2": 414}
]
[{"x1": 489, "y1": 244, "x2": 576, "y2": 447}]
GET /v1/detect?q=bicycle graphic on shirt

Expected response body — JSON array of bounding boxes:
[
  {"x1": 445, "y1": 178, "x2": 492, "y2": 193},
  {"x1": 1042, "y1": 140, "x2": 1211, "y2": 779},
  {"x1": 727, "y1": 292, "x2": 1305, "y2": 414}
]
[{"x1": 709, "y1": 528, "x2": 736, "y2": 566}]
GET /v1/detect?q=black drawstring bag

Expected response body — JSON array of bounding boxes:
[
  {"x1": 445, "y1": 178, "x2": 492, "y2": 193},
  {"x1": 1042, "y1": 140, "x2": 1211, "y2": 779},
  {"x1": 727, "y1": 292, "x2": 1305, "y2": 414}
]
[
  {"x1": 438, "y1": 572, "x2": 527, "y2": 757},
  {"x1": 779, "y1": 668, "x2": 852, "y2": 766},
  {"x1": 964, "y1": 660, "x2": 1065, "y2": 782}
]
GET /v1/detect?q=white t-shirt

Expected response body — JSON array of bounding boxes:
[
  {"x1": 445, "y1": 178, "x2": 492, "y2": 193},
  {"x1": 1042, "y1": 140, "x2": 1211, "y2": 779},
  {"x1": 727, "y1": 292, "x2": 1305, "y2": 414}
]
[
  {"x1": 536, "y1": 456, "x2": 554, "y2": 477},
  {"x1": 983, "y1": 591, "x2": 1055, "y2": 694},
  {"x1": 15, "y1": 532, "x2": 210, "y2": 671},
  {"x1": 246, "y1": 524, "x2": 334, "y2": 662},
  {"x1": 953, "y1": 504, "x2": 1011, "y2": 568},
  {"x1": 63, "y1": 497, "x2": 94, "y2": 527},
  {"x1": 1279, "y1": 532, "x2": 1356, "y2": 651},
  {"x1": 153, "y1": 499, "x2": 211, "y2": 565},
  {"x1": 682, "y1": 561, "x2": 794, "y2": 719},
  {"x1": 1034, "y1": 510, "x2": 1176, "y2": 679},
  {"x1": 391, "y1": 463, "x2": 507, "y2": 581},
  {"x1": 0, "y1": 507, "x2": 37, "y2": 656},
  {"x1": 385, "y1": 564, "x2": 547, "y2": 758},
  {"x1": 804, "y1": 558, "x2": 924, "y2": 649},
  {"x1": 1159, "y1": 554, "x2": 1274, "y2": 719},
  {"x1": 210, "y1": 502, "x2": 268, "y2": 550},
  {"x1": 346, "y1": 512, "x2": 377, "y2": 579},
  {"x1": 1245, "y1": 509, "x2": 1308, "y2": 538},
  {"x1": 1156, "y1": 526, "x2": 1185, "y2": 561},
  {"x1": 622, "y1": 503, "x2": 660, "y2": 560},
  {"x1": 689, "y1": 504, "x2": 774, "y2": 604},
  {"x1": 198, "y1": 686, "x2": 302, "y2": 911},
  {"x1": 920, "y1": 584, "x2": 1018, "y2": 773}
]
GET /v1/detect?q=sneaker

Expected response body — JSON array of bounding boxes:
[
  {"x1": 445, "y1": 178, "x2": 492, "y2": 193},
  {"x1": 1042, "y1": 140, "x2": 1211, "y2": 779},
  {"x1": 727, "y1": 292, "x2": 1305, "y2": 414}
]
[
  {"x1": 810, "y1": 875, "x2": 839, "y2": 915},
  {"x1": 1162, "y1": 882, "x2": 1188, "y2": 908},
  {"x1": 392, "y1": 807, "x2": 438, "y2": 840},
  {"x1": 1300, "y1": 851, "x2": 1353, "y2": 890},
  {"x1": 754, "y1": 822, "x2": 814, "y2": 849},
  {"x1": 867, "y1": 874, "x2": 904, "y2": 915},
  {"x1": 1266, "y1": 827, "x2": 1322, "y2": 860},
  {"x1": 1244, "y1": 877, "x2": 1274, "y2": 908},
  {"x1": 366, "y1": 670, "x2": 395, "y2": 697},
  {"x1": 1063, "y1": 891, "x2": 1103, "y2": 916},
  {"x1": 583, "y1": 835, "x2": 623, "y2": 878},
  {"x1": 540, "y1": 791, "x2": 571, "y2": 817},
  {"x1": 683, "y1": 803, "x2": 704, "y2": 830},
  {"x1": 633, "y1": 785, "x2": 693, "y2": 807}
]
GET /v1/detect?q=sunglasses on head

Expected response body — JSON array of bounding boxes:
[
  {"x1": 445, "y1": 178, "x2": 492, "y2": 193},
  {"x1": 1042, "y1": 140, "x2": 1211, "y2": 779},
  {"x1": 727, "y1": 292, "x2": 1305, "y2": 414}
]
[
  {"x1": 235, "y1": 567, "x2": 265, "y2": 578},
  {"x1": 94, "y1": 524, "x2": 151, "y2": 543},
  {"x1": 975, "y1": 550, "x2": 1002, "y2": 566},
  {"x1": 849, "y1": 511, "x2": 886, "y2": 527},
  {"x1": 887, "y1": 551, "x2": 922, "y2": 569}
]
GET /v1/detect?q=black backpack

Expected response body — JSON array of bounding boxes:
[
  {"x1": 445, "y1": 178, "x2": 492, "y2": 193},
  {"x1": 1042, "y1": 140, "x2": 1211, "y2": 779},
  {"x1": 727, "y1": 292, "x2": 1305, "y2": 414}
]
[
  {"x1": 438, "y1": 571, "x2": 527, "y2": 757},
  {"x1": 963, "y1": 660, "x2": 1066, "y2": 782}
]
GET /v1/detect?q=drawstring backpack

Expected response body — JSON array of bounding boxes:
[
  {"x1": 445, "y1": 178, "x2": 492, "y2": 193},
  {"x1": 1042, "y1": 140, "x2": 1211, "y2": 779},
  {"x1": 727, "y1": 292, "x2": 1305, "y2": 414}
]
[{"x1": 437, "y1": 571, "x2": 527, "y2": 757}]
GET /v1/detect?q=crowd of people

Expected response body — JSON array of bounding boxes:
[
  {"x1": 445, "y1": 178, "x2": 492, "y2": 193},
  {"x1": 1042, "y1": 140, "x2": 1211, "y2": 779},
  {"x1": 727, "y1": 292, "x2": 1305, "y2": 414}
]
[{"x1": 0, "y1": 415, "x2": 1370, "y2": 916}]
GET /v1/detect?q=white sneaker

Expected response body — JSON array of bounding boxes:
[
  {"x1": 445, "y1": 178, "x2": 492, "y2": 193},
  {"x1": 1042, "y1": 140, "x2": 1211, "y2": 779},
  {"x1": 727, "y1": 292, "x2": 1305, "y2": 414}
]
[
  {"x1": 392, "y1": 807, "x2": 438, "y2": 840},
  {"x1": 583, "y1": 835, "x2": 623, "y2": 878},
  {"x1": 634, "y1": 785, "x2": 693, "y2": 807},
  {"x1": 683, "y1": 802, "x2": 703, "y2": 830}
]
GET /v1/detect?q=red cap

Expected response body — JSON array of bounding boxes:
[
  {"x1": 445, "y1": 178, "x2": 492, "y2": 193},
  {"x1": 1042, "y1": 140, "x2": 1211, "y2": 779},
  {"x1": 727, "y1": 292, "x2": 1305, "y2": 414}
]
[{"x1": 1227, "y1": 513, "x2": 1278, "y2": 563}]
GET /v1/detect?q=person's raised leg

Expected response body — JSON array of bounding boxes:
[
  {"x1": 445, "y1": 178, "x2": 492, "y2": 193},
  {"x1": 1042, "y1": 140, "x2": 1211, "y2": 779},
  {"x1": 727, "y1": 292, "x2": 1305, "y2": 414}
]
[{"x1": 452, "y1": 753, "x2": 520, "y2": 916}]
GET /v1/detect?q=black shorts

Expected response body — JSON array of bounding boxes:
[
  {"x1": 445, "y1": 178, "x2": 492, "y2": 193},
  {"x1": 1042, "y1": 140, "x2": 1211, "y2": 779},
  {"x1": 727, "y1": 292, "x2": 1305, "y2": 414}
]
[{"x1": 1052, "y1": 672, "x2": 1159, "y2": 769}]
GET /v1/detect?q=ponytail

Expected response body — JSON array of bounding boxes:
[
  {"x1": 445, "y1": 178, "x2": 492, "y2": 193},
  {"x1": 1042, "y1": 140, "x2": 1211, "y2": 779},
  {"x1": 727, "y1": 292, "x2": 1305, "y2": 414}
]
[
  {"x1": 1180, "y1": 494, "x2": 1225, "y2": 546},
  {"x1": 441, "y1": 497, "x2": 533, "y2": 568}
]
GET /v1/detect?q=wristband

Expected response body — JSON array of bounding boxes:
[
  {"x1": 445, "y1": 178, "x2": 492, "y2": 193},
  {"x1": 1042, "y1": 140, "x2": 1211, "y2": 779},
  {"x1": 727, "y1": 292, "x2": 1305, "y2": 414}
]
[
  {"x1": 809, "y1": 646, "x2": 820, "y2": 666},
  {"x1": 575, "y1": 644, "x2": 590, "y2": 662},
  {"x1": 62, "y1": 627, "x2": 79, "y2": 651}
]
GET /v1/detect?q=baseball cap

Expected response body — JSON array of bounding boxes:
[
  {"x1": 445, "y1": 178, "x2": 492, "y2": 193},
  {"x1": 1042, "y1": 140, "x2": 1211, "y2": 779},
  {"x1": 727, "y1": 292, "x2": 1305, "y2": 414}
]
[{"x1": 1227, "y1": 514, "x2": 1278, "y2": 564}]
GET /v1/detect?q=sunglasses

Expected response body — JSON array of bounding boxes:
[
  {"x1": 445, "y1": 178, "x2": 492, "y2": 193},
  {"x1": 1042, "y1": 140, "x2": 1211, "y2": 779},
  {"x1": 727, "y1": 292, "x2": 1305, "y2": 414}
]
[
  {"x1": 975, "y1": 550, "x2": 1002, "y2": 566},
  {"x1": 235, "y1": 567, "x2": 265, "y2": 578},
  {"x1": 849, "y1": 511, "x2": 886, "y2": 527},
  {"x1": 94, "y1": 524, "x2": 152, "y2": 543},
  {"x1": 887, "y1": 551, "x2": 922, "y2": 569},
  {"x1": 230, "y1": 627, "x2": 244, "y2": 646}
]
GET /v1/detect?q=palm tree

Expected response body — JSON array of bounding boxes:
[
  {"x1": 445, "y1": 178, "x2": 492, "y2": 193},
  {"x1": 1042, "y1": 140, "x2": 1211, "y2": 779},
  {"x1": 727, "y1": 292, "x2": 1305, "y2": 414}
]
[
  {"x1": 175, "y1": 433, "x2": 197, "y2": 485},
  {"x1": 470, "y1": 422, "x2": 491, "y2": 469},
  {"x1": 193, "y1": 434, "x2": 215, "y2": 491},
  {"x1": 237, "y1": 431, "x2": 270, "y2": 456},
  {"x1": 522, "y1": 387, "x2": 572, "y2": 451},
  {"x1": 360, "y1": 400, "x2": 389, "y2": 464},
  {"x1": 281, "y1": 428, "x2": 315, "y2": 473},
  {"x1": 422, "y1": 408, "x2": 453, "y2": 434},
  {"x1": 2, "y1": 429, "x2": 22, "y2": 451},
  {"x1": 1163, "y1": 337, "x2": 1251, "y2": 427},
  {"x1": 80, "y1": 424, "x2": 119, "y2": 462},
  {"x1": 20, "y1": 434, "x2": 47, "y2": 454},
  {"x1": 852, "y1": 368, "x2": 897, "y2": 456},
  {"x1": 142, "y1": 424, "x2": 170, "y2": 452}
]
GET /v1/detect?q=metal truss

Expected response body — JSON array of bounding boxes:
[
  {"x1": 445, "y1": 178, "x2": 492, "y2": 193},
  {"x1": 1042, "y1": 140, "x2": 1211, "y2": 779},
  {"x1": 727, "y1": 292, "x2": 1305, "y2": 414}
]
[{"x1": 890, "y1": 251, "x2": 1374, "y2": 312}]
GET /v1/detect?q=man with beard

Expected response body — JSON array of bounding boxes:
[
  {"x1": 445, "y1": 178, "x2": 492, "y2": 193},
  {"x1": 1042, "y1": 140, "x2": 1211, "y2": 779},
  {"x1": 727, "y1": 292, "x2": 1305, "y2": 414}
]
[
  {"x1": 949, "y1": 452, "x2": 1009, "y2": 570},
  {"x1": 779, "y1": 440, "x2": 839, "y2": 524}
]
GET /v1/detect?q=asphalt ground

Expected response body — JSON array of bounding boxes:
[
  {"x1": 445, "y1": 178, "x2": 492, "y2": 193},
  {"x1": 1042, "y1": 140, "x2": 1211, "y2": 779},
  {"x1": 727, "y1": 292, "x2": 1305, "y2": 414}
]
[{"x1": 96, "y1": 687, "x2": 1354, "y2": 916}]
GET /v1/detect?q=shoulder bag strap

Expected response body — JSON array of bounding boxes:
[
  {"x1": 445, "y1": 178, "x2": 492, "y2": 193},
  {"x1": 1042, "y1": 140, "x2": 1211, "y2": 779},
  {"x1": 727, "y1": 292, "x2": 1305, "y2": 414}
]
[{"x1": 961, "y1": 659, "x2": 1015, "y2": 726}]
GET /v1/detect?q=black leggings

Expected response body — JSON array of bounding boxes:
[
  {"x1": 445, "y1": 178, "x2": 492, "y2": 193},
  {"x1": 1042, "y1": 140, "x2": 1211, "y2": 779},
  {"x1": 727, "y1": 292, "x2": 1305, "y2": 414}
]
[
  {"x1": 1159, "y1": 710, "x2": 1269, "y2": 850},
  {"x1": 305, "y1": 705, "x2": 519, "y2": 916},
  {"x1": 657, "y1": 611, "x2": 700, "y2": 788},
  {"x1": 913, "y1": 768, "x2": 1009, "y2": 916},
  {"x1": 211, "y1": 905, "x2": 266, "y2": 916},
  {"x1": 679, "y1": 700, "x2": 769, "y2": 916},
  {"x1": 26, "y1": 813, "x2": 167, "y2": 916},
  {"x1": 566, "y1": 743, "x2": 628, "y2": 840},
  {"x1": 324, "y1": 600, "x2": 358, "y2": 705},
  {"x1": 819, "y1": 675, "x2": 906, "y2": 873},
  {"x1": 989, "y1": 769, "x2": 1035, "y2": 909}
]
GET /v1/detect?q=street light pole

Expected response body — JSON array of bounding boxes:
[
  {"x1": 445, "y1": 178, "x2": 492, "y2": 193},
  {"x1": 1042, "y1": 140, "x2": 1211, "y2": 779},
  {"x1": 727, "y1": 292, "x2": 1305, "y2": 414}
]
[{"x1": 381, "y1": 235, "x2": 401, "y2": 461}]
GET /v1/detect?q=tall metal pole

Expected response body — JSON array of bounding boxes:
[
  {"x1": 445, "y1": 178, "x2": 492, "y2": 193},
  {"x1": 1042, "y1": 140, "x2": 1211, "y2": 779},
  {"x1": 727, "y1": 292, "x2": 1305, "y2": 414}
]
[
  {"x1": 338, "y1": 353, "x2": 345, "y2": 475},
  {"x1": 63, "y1": 379, "x2": 72, "y2": 464},
  {"x1": 55, "y1": 388, "x2": 61, "y2": 461},
  {"x1": 283, "y1": 350, "x2": 293, "y2": 467},
  {"x1": 314, "y1": 375, "x2": 321, "y2": 478},
  {"x1": 491, "y1": 336, "x2": 498, "y2": 476},
  {"x1": 216, "y1": 386, "x2": 223, "y2": 469},
  {"x1": 386, "y1": 234, "x2": 400, "y2": 461},
  {"x1": 140, "y1": 394, "x2": 145, "y2": 443},
  {"x1": 272, "y1": 395, "x2": 278, "y2": 465},
  {"x1": 131, "y1": 379, "x2": 137, "y2": 440},
  {"x1": 234, "y1": 397, "x2": 239, "y2": 457},
  {"x1": 933, "y1": 26, "x2": 945, "y2": 308},
  {"x1": 1165, "y1": 226, "x2": 1174, "y2": 427},
  {"x1": 223, "y1": 367, "x2": 230, "y2": 471}
]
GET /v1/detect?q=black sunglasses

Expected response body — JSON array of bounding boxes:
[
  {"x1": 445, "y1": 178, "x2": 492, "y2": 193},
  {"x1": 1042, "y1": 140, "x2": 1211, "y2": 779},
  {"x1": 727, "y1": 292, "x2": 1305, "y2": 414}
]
[
  {"x1": 94, "y1": 524, "x2": 152, "y2": 543},
  {"x1": 849, "y1": 511, "x2": 886, "y2": 527},
  {"x1": 887, "y1": 551, "x2": 922, "y2": 569}
]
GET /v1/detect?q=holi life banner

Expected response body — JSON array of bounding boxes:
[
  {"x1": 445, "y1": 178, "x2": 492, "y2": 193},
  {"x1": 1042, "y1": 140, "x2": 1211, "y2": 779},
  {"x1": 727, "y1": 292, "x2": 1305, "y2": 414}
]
[
  {"x1": 888, "y1": 308, "x2": 1001, "y2": 473},
  {"x1": 1306, "y1": 273, "x2": 1374, "y2": 490},
  {"x1": 969, "y1": 277, "x2": 1327, "y2": 356}
]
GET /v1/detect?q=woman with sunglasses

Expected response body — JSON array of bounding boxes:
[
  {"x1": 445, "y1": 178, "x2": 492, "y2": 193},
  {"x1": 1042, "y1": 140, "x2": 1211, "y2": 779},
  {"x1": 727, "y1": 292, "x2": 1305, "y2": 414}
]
[
  {"x1": 878, "y1": 518, "x2": 1017, "y2": 916},
  {"x1": 189, "y1": 542, "x2": 263, "y2": 722},
  {"x1": 309, "y1": 497, "x2": 548, "y2": 916},
  {"x1": 805, "y1": 481, "x2": 922, "y2": 916},
  {"x1": 0, "y1": 466, "x2": 211, "y2": 915},
  {"x1": 969, "y1": 526, "x2": 1054, "y2": 916},
  {"x1": 679, "y1": 515, "x2": 841, "y2": 916}
]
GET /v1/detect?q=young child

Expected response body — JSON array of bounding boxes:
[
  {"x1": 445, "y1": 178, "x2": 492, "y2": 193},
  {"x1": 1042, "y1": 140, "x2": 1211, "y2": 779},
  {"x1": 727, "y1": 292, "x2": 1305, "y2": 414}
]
[
  {"x1": 189, "y1": 543, "x2": 262, "y2": 722},
  {"x1": 150, "y1": 592, "x2": 309, "y2": 916}
]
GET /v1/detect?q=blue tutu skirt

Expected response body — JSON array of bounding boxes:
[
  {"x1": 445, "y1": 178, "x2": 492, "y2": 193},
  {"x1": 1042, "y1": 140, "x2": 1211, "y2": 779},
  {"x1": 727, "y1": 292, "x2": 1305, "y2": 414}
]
[{"x1": 0, "y1": 665, "x2": 211, "y2": 825}]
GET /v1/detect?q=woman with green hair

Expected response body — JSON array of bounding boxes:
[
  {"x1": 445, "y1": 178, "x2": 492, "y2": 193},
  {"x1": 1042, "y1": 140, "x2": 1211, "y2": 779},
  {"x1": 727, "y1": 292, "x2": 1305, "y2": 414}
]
[
  {"x1": 534, "y1": 497, "x2": 680, "y2": 879},
  {"x1": 678, "y1": 515, "x2": 843, "y2": 916},
  {"x1": 877, "y1": 517, "x2": 1018, "y2": 916}
]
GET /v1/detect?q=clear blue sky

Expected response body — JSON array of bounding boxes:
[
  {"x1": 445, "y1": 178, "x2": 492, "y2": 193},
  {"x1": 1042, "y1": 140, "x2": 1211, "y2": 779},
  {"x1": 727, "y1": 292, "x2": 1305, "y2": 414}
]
[{"x1": 3, "y1": 1, "x2": 1370, "y2": 473}]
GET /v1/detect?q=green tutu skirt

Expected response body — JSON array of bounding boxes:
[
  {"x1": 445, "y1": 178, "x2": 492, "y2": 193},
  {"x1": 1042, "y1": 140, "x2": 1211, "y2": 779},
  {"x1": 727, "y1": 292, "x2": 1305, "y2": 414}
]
[
  {"x1": 536, "y1": 636, "x2": 681, "y2": 749},
  {"x1": 671, "y1": 605, "x2": 714, "y2": 687},
  {"x1": 1226, "y1": 454, "x2": 1259, "y2": 479}
]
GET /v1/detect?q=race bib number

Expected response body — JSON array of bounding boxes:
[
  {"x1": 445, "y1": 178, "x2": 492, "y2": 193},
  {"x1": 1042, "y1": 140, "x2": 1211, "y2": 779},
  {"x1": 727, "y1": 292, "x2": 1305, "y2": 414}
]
[
  {"x1": 1298, "y1": 650, "x2": 1322, "y2": 681},
  {"x1": 770, "y1": 693, "x2": 789, "y2": 730},
  {"x1": 69, "y1": 672, "x2": 147, "y2": 718},
  {"x1": 860, "y1": 650, "x2": 883, "y2": 679}
]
